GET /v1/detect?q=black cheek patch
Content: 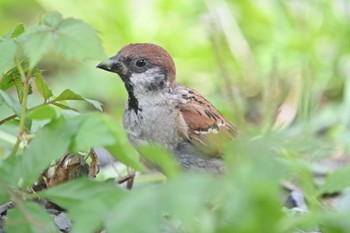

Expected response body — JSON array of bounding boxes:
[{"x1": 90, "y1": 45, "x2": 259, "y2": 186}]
[{"x1": 145, "y1": 75, "x2": 167, "y2": 92}]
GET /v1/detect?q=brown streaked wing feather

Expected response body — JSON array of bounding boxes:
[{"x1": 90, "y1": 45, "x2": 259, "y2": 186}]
[{"x1": 175, "y1": 87, "x2": 237, "y2": 156}]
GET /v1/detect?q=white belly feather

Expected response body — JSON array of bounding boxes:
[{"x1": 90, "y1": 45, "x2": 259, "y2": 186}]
[{"x1": 123, "y1": 104, "x2": 182, "y2": 150}]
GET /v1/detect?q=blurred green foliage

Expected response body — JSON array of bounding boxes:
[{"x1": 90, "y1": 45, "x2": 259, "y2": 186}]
[{"x1": 1, "y1": 0, "x2": 350, "y2": 232}]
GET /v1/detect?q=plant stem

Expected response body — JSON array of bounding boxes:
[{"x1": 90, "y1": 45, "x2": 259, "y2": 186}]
[
  {"x1": 11, "y1": 59, "x2": 32, "y2": 155},
  {"x1": 17, "y1": 59, "x2": 29, "y2": 135},
  {"x1": 0, "y1": 114, "x2": 17, "y2": 125},
  {"x1": 10, "y1": 138, "x2": 21, "y2": 156},
  {"x1": 0, "y1": 100, "x2": 57, "y2": 126}
]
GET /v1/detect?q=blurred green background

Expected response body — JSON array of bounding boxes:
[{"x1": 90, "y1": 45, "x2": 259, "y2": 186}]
[
  {"x1": 1, "y1": 1, "x2": 350, "y2": 232},
  {"x1": 1, "y1": 0, "x2": 350, "y2": 146}
]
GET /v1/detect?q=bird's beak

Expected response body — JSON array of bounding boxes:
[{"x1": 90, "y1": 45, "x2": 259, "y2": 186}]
[{"x1": 96, "y1": 57, "x2": 128, "y2": 76}]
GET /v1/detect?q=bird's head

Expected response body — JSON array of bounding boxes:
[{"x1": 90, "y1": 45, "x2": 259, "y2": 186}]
[{"x1": 97, "y1": 43, "x2": 176, "y2": 94}]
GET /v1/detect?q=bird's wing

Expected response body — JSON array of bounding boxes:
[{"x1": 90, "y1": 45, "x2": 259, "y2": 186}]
[{"x1": 174, "y1": 85, "x2": 237, "y2": 156}]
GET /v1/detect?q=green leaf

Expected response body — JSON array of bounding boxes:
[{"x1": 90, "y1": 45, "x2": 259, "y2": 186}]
[
  {"x1": 53, "y1": 89, "x2": 103, "y2": 111},
  {"x1": 159, "y1": 173, "x2": 215, "y2": 224},
  {"x1": 21, "y1": 116, "x2": 83, "y2": 186},
  {"x1": 0, "y1": 89, "x2": 22, "y2": 116},
  {"x1": 0, "y1": 156, "x2": 19, "y2": 203},
  {"x1": 0, "y1": 187, "x2": 10, "y2": 205},
  {"x1": 13, "y1": 78, "x2": 24, "y2": 104},
  {"x1": 103, "y1": 116, "x2": 145, "y2": 171},
  {"x1": 38, "y1": 178, "x2": 125, "y2": 233},
  {"x1": 69, "y1": 191, "x2": 124, "y2": 233},
  {"x1": 0, "y1": 60, "x2": 39, "y2": 92},
  {"x1": 320, "y1": 165, "x2": 350, "y2": 194},
  {"x1": 54, "y1": 18, "x2": 105, "y2": 60},
  {"x1": 0, "y1": 155, "x2": 22, "y2": 185},
  {"x1": 5, "y1": 201, "x2": 58, "y2": 233},
  {"x1": 0, "y1": 73, "x2": 15, "y2": 91},
  {"x1": 16, "y1": 12, "x2": 105, "y2": 67},
  {"x1": 52, "y1": 89, "x2": 83, "y2": 101},
  {"x1": 33, "y1": 75, "x2": 53, "y2": 102},
  {"x1": 72, "y1": 113, "x2": 116, "y2": 151},
  {"x1": 138, "y1": 145, "x2": 179, "y2": 178},
  {"x1": 0, "y1": 40, "x2": 17, "y2": 75},
  {"x1": 73, "y1": 113, "x2": 144, "y2": 171},
  {"x1": 43, "y1": 11, "x2": 63, "y2": 28},
  {"x1": 18, "y1": 25, "x2": 53, "y2": 68},
  {"x1": 11, "y1": 24, "x2": 25, "y2": 38},
  {"x1": 3, "y1": 24, "x2": 25, "y2": 39},
  {"x1": 0, "y1": 68, "x2": 21, "y2": 91},
  {"x1": 52, "y1": 102, "x2": 79, "y2": 111},
  {"x1": 105, "y1": 188, "x2": 161, "y2": 233},
  {"x1": 27, "y1": 105, "x2": 57, "y2": 120},
  {"x1": 38, "y1": 178, "x2": 122, "y2": 208}
]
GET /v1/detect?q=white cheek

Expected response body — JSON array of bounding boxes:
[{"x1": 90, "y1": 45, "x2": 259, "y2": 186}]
[
  {"x1": 128, "y1": 68, "x2": 170, "y2": 105},
  {"x1": 129, "y1": 68, "x2": 160, "y2": 86},
  {"x1": 129, "y1": 73, "x2": 151, "y2": 87}
]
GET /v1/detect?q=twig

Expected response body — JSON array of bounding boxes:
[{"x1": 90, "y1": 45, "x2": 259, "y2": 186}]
[
  {"x1": 0, "y1": 115, "x2": 17, "y2": 125},
  {"x1": 0, "y1": 201, "x2": 14, "y2": 215},
  {"x1": 0, "y1": 100, "x2": 60, "y2": 127}
]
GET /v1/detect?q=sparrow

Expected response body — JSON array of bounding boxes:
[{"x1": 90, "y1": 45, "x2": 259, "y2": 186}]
[{"x1": 97, "y1": 43, "x2": 237, "y2": 172}]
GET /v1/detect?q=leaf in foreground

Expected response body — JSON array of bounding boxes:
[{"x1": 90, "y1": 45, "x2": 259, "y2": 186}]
[
  {"x1": 53, "y1": 89, "x2": 103, "y2": 111},
  {"x1": 5, "y1": 201, "x2": 58, "y2": 233},
  {"x1": 105, "y1": 188, "x2": 161, "y2": 233},
  {"x1": 34, "y1": 75, "x2": 53, "y2": 102},
  {"x1": 21, "y1": 117, "x2": 82, "y2": 186},
  {"x1": 18, "y1": 24, "x2": 53, "y2": 68},
  {"x1": 0, "y1": 39, "x2": 17, "y2": 75},
  {"x1": 38, "y1": 178, "x2": 122, "y2": 208},
  {"x1": 39, "y1": 179, "x2": 129, "y2": 233},
  {"x1": 103, "y1": 115, "x2": 145, "y2": 171},
  {"x1": 18, "y1": 11, "x2": 105, "y2": 68},
  {"x1": 138, "y1": 144, "x2": 179, "y2": 178},
  {"x1": 320, "y1": 165, "x2": 350, "y2": 194},
  {"x1": 72, "y1": 113, "x2": 115, "y2": 151},
  {"x1": 0, "y1": 89, "x2": 22, "y2": 116},
  {"x1": 27, "y1": 105, "x2": 57, "y2": 120}
]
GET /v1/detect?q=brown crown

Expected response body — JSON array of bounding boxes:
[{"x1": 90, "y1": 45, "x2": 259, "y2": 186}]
[{"x1": 117, "y1": 43, "x2": 176, "y2": 84}]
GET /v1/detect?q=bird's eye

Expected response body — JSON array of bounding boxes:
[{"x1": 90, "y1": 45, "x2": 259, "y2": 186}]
[{"x1": 135, "y1": 59, "x2": 147, "y2": 67}]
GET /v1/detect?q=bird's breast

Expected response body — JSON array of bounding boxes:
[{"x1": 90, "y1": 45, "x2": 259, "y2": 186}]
[{"x1": 122, "y1": 104, "x2": 182, "y2": 150}]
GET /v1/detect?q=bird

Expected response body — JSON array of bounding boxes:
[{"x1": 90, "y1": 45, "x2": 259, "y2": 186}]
[{"x1": 97, "y1": 43, "x2": 237, "y2": 173}]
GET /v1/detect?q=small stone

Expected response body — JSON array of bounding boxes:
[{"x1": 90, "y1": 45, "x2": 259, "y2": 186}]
[{"x1": 53, "y1": 212, "x2": 72, "y2": 232}]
